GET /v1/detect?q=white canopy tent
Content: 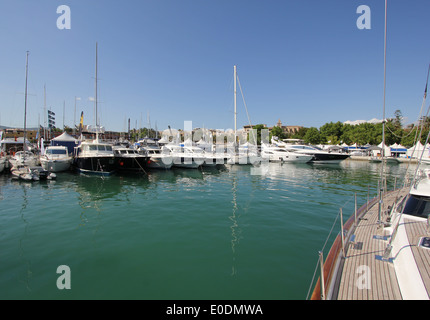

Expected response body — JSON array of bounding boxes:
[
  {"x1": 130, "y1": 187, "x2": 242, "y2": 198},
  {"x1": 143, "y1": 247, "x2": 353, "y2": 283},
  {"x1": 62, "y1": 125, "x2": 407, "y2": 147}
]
[{"x1": 407, "y1": 141, "x2": 429, "y2": 159}]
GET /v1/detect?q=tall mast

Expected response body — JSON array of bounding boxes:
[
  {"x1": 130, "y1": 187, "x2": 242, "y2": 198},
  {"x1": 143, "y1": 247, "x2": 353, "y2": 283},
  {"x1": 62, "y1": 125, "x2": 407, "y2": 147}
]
[
  {"x1": 95, "y1": 42, "x2": 98, "y2": 128},
  {"x1": 234, "y1": 65, "x2": 237, "y2": 136},
  {"x1": 378, "y1": 0, "x2": 388, "y2": 223},
  {"x1": 44, "y1": 84, "x2": 47, "y2": 139},
  {"x1": 74, "y1": 97, "x2": 76, "y2": 135},
  {"x1": 23, "y1": 51, "x2": 29, "y2": 150},
  {"x1": 382, "y1": 0, "x2": 387, "y2": 158},
  {"x1": 63, "y1": 100, "x2": 65, "y2": 130}
]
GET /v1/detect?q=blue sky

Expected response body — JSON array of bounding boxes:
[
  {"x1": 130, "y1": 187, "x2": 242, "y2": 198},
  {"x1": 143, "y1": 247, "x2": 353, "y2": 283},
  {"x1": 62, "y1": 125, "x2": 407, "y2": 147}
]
[{"x1": 0, "y1": 0, "x2": 429, "y2": 133}]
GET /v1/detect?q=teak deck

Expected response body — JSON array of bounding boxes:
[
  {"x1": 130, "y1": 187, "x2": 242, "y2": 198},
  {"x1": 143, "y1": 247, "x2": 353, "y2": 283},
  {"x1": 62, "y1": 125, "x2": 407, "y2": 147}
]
[
  {"x1": 404, "y1": 217, "x2": 430, "y2": 297},
  {"x1": 334, "y1": 188, "x2": 430, "y2": 300}
]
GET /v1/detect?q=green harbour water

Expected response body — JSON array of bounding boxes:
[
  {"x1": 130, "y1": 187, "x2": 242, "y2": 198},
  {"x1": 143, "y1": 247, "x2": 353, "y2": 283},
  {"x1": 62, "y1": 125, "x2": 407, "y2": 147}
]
[{"x1": 0, "y1": 160, "x2": 415, "y2": 300}]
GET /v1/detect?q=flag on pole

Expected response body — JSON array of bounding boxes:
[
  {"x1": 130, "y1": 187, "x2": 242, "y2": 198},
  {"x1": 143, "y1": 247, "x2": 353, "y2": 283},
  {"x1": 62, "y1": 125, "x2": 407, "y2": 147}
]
[{"x1": 79, "y1": 111, "x2": 84, "y2": 133}]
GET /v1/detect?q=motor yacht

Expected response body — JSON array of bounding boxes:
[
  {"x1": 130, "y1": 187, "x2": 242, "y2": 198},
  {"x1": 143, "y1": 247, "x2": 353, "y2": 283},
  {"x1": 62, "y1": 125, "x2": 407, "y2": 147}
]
[
  {"x1": 261, "y1": 145, "x2": 312, "y2": 163},
  {"x1": 113, "y1": 146, "x2": 150, "y2": 173},
  {"x1": 162, "y1": 144, "x2": 203, "y2": 169},
  {"x1": 137, "y1": 144, "x2": 172, "y2": 170},
  {"x1": 282, "y1": 144, "x2": 349, "y2": 163},
  {"x1": 40, "y1": 146, "x2": 73, "y2": 172},
  {"x1": 74, "y1": 139, "x2": 116, "y2": 176}
]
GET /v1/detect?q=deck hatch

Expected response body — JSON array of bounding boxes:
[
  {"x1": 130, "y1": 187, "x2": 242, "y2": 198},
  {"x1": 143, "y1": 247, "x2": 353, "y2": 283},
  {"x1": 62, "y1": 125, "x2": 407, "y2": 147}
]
[{"x1": 419, "y1": 237, "x2": 430, "y2": 249}]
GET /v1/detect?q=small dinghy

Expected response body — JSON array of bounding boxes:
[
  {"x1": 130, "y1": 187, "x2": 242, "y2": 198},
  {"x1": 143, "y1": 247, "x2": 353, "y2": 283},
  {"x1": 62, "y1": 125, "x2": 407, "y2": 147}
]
[{"x1": 11, "y1": 165, "x2": 56, "y2": 181}]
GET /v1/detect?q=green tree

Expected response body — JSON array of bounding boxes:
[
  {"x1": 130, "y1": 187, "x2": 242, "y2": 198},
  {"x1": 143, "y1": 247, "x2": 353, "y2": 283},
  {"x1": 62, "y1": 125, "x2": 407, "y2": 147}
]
[
  {"x1": 271, "y1": 126, "x2": 283, "y2": 139},
  {"x1": 340, "y1": 124, "x2": 354, "y2": 145},
  {"x1": 392, "y1": 109, "x2": 403, "y2": 130},
  {"x1": 251, "y1": 124, "x2": 267, "y2": 145},
  {"x1": 401, "y1": 126, "x2": 418, "y2": 147},
  {"x1": 320, "y1": 121, "x2": 343, "y2": 144},
  {"x1": 303, "y1": 127, "x2": 321, "y2": 144},
  {"x1": 291, "y1": 127, "x2": 308, "y2": 140}
]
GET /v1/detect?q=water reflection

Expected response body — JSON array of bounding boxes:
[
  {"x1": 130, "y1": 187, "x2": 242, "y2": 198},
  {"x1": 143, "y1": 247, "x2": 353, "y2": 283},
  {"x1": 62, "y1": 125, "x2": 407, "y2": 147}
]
[
  {"x1": 18, "y1": 184, "x2": 32, "y2": 292},
  {"x1": 146, "y1": 166, "x2": 225, "y2": 185},
  {"x1": 229, "y1": 175, "x2": 240, "y2": 276}
]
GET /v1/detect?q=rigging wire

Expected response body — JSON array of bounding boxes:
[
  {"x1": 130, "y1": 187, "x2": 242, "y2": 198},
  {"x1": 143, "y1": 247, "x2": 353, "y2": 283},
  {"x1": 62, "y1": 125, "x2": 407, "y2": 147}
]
[
  {"x1": 402, "y1": 64, "x2": 430, "y2": 182},
  {"x1": 383, "y1": 65, "x2": 429, "y2": 141},
  {"x1": 236, "y1": 74, "x2": 257, "y2": 143}
]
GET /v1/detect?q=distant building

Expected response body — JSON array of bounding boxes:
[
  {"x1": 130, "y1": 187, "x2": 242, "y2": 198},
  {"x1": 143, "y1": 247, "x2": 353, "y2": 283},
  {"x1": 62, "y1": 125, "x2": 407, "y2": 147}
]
[
  {"x1": 269, "y1": 119, "x2": 303, "y2": 135},
  {"x1": 2, "y1": 128, "x2": 38, "y2": 141},
  {"x1": 243, "y1": 124, "x2": 267, "y2": 133},
  {"x1": 242, "y1": 121, "x2": 302, "y2": 135}
]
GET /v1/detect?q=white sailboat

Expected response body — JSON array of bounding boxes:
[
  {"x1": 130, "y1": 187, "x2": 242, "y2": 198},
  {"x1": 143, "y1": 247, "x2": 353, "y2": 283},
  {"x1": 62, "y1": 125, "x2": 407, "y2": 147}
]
[
  {"x1": 9, "y1": 51, "x2": 37, "y2": 169},
  {"x1": 9, "y1": 150, "x2": 37, "y2": 168},
  {"x1": 229, "y1": 65, "x2": 261, "y2": 165}
]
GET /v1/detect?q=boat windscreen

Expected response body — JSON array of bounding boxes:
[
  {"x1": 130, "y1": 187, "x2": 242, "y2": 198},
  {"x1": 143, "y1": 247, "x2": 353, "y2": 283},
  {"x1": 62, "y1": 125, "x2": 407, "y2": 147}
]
[
  {"x1": 48, "y1": 149, "x2": 67, "y2": 155},
  {"x1": 403, "y1": 195, "x2": 430, "y2": 218}
]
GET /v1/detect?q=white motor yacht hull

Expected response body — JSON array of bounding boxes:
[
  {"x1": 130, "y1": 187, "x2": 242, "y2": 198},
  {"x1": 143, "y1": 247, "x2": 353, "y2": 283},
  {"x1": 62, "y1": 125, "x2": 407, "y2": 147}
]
[{"x1": 40, "y1": 158, "x2": 72, "y2": 172}]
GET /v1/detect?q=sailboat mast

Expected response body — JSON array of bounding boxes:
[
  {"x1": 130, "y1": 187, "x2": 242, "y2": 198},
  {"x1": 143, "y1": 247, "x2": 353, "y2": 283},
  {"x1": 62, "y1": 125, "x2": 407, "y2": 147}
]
[
  {"x1": 95, "y1": 42, "x2": 98, "y2": 128},
  {"x1": 23, "y1": 51, "x2": 29, "y2": 150},
  {"x1": 44, "y1": 85, "x2": 47, "y2": 139},
  {"x1": 63, "y1": 100, "x2": 65, "y2": 130},
  {"x1": 382, "y1": 0, "x2": 387, "y2": 158},
  {"x1": 378, "y1": 0, "x2": 388, "y2": 223},
  {"x1": 234, "y1": 65, "x2": 237, "y2": 136}
]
